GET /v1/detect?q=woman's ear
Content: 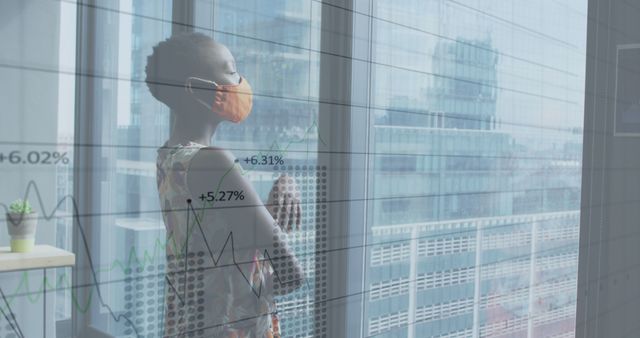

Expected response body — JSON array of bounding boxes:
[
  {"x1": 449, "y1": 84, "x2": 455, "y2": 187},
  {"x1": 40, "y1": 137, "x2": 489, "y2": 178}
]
[{"x1": 185, "y1": 78, "x2": 220, "y2": 111}]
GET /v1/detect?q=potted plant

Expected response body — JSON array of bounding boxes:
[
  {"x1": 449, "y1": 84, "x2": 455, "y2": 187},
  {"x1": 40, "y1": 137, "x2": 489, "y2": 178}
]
[{"x1": 6, "y1": 199, "x2": 38, "y2": 253}]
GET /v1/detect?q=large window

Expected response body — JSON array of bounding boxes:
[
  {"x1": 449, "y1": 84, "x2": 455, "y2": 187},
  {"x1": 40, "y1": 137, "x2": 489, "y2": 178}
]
[
  {"x1": 74, "y1": 0, "x2": 324, "y2": 337},
  {"x1": 193, "y1": 1, "x2": 324, "y2": 336},
  {"x1": 1, "y1": 1, "x2": 590, "y2": 337},
  {"x1": 360, "y1": 1, "x2": 587, "y2": 337}
]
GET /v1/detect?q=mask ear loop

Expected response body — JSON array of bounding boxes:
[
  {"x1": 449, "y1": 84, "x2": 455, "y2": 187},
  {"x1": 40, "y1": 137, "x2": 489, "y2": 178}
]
[
  {"x1": 185, "y1": 77, "x2": 220, "y2": 111},
  {"x1": 186, "y1": 76, "x2": 219, "y2": 89}
]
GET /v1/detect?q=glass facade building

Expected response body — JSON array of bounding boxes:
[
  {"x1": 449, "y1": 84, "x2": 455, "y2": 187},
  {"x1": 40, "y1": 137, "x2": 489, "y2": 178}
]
[{"x1": 364, "y1": 0, "x2": 586, "y2": 337}]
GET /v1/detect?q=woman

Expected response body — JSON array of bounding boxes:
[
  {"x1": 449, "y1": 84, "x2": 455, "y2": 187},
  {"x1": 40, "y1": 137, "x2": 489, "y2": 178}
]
[{"x1": 146, "y1": 32, "x2": 303, "y2": 337}]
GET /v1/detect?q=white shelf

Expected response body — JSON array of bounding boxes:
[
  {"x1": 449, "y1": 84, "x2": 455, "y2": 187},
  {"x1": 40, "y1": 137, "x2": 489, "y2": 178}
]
[{"x1": 0, "y1": 245, "x2": 75, "y2": 272}]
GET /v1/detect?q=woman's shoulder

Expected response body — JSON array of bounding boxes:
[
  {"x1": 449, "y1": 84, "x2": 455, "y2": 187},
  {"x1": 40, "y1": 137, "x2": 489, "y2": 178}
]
[
  {"x1": 185, "y1": 146, "x2": 242, "y2": 202},
  {"x1": 191, "y1": 145, "x2": 235, "y2": 168},
  {"x1": 187, "y1": 147, "x2": 240, "y2": 190}
]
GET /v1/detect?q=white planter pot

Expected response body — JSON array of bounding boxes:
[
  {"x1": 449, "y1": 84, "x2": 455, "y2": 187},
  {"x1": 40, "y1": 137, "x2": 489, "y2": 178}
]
[{"x1": 6, "y1": 212, "x2": 38, "y2": 252}]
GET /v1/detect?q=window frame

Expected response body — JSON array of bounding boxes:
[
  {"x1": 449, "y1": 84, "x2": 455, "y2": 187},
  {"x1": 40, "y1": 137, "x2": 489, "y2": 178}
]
[
  {"x1": 73, "y1": 0, "x2": 104, "y2": 335},
  {"x1": 317, "y1": 1, "x2": 377, "y2": 337},
  {"x1": 70, "y1": 1, "x2": 597, "y2": 337}
]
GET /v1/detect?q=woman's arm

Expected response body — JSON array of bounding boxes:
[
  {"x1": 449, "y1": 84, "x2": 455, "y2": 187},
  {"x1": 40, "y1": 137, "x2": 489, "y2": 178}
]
[{"x1": 186, "y1": 147, "x2": 304, "y2": 295}]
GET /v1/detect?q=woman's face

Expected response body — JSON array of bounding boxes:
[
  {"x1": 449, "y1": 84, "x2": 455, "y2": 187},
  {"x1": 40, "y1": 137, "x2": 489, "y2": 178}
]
[
  {"x1": 202, "y1": 43, "x2": 241, "y2": 86},
  {"x1": 183, "y1": 42, "x2": 243, "y2": 121}
]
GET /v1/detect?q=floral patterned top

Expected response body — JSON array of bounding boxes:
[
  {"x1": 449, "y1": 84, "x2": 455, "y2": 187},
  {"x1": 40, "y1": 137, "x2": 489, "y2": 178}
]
[{"x1": 156, "y1": 141, "x2": 274, "y2": 338}]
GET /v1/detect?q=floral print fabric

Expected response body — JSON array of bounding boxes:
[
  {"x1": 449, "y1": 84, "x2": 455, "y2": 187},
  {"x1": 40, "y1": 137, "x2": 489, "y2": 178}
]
[{"x1": 156, "y1": 142, "x2": 273, "y2": 338}]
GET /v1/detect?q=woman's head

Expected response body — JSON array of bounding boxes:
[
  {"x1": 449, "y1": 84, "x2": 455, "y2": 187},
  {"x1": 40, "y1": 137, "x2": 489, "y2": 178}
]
[{"x1": 146, "y1": 32, "x2": 251, "y2": 123}]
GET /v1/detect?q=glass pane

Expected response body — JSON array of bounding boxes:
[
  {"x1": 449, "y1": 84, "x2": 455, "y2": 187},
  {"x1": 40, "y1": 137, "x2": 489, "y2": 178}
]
[
  {"x1": 363, "y1": 0, "x2": 587, "y2": 337},
  {"x1": 79, "y1": 0, "x2": 322, "y2": 337},
  {"x1": 194, "y1": 1, "x2": 323, "y2": 336}
]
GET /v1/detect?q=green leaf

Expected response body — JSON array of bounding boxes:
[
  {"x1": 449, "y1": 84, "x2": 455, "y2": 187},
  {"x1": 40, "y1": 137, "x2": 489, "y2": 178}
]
[{"x1": 9, "y1": 199, "x2": 33, "y2": 214}]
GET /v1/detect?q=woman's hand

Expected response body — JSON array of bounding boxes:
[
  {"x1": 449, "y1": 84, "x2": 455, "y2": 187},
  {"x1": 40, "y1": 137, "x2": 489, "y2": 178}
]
[{"x1": 266, "y1": 174, "x2": 302, "y2": 232}]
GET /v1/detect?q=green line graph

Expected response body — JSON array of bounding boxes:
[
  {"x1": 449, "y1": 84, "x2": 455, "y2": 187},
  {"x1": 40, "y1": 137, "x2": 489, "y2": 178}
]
[{"x1": 0, "y1": 120, "x2": 325, "y2": 316}]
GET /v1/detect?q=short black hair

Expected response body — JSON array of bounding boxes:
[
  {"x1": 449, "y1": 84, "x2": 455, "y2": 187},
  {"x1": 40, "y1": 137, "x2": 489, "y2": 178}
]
[{"x1": 145, "y1": 32, "x2": 217, "y2": 108}]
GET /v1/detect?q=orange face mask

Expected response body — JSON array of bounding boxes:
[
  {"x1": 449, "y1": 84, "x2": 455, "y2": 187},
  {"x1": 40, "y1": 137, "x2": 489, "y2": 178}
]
[{"x1": 186, "y1": 76, "x2": 253, "y2": 123}]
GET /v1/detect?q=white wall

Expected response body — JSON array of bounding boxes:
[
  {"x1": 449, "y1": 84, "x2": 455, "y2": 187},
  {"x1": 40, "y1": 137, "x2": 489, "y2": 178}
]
[
  {"x1": 577, "y1": 1, "x2": 640, "y2": 337},
  {"x1": 0, "y1": 0, "x2": 63, "y2": 336}
]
